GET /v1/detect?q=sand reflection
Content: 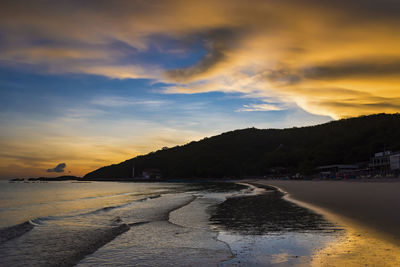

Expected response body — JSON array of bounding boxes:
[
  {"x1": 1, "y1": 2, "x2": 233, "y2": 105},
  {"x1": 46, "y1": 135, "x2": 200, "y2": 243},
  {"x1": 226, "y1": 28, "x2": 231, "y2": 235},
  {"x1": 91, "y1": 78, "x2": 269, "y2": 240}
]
[
  {"x1": 311, "y1": 219, "x2": 400, "y2": 266},
  {"x1": 279, "y1": 190, "x2": 400, "y2": 266}
]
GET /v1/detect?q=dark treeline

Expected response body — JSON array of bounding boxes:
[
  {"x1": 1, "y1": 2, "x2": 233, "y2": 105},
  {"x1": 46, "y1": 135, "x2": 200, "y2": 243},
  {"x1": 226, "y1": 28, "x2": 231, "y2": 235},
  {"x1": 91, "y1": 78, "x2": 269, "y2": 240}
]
[{"x1": 84, "y1": 114, "x2": 400, "y2": 179}]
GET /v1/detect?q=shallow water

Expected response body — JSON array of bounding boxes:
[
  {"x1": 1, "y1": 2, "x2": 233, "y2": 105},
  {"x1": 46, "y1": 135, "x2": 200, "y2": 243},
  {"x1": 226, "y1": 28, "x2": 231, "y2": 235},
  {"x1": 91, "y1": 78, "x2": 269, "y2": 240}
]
[
  {"x1": 0, "y1": 181, "x2": 187, "y2": 228},
  {"x1": 0, "y1": 181, "x2": 341, "y2": 266},
  {"x1": 0, "y1": 181, "x2": 244, "y2": 266},
  {"x1": 209, "y1": 186, "x2": 338, "y2": 234},
  {"x1": 210, "y1": 185, "x2": 342, "y2": 266},
  {"x1": 219, "y1": 231, "x2": 336, "y2": 266}
]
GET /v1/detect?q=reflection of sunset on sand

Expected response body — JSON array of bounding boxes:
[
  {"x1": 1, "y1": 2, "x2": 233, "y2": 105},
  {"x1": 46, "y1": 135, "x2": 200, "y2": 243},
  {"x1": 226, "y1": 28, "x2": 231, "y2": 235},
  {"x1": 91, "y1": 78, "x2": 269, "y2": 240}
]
[
  {"x1": 311, "y1": 223, "x2": 400, "y2": 266},
  {"x1": 257, "y1": 180, "x2": 400, "y2": 266},
  {"x1": 289, "y1": 193, "x2": 400, "y2": 266}
]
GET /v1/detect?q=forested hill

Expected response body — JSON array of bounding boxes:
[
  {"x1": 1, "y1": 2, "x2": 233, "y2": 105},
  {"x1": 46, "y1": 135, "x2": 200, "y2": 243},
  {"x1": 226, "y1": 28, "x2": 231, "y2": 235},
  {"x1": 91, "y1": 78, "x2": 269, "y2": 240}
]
[{"x1": 84, "y1": 113, "x2": 400, "y2": 179}]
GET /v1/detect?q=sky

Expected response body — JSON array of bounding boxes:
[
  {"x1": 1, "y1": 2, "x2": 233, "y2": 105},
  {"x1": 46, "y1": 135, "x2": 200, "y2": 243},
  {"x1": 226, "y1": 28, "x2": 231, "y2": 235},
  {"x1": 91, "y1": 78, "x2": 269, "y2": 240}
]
[{"x1": 0, "y1": 0, "x2": 399, "y2": 178}]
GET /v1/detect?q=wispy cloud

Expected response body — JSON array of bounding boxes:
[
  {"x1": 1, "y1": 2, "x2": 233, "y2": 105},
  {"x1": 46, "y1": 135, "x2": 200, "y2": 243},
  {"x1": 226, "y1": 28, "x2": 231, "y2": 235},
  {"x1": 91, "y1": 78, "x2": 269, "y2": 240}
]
[
  {"x1": 90, "y1": 96, "x2": 169, "y2": 108},
  {"x1": 237, "y1": 103, "x2": 285, "y2": 112},
  {"x1": 63, "y1": 108, "x2": 106, "y2": 121}
]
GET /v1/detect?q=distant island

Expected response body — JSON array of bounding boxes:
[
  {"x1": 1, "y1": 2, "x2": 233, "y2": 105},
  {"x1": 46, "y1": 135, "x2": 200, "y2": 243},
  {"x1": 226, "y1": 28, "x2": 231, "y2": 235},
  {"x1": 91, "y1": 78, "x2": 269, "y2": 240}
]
[
  {"x1": 10, "y1": 176, "x2": 82, "y2": 182},
  {"x1": 9, "y1": 175, "x2": 161, "y2": 182},
  {"x1": 83, "y1": 113, "x2": 400, "y2": 180}
]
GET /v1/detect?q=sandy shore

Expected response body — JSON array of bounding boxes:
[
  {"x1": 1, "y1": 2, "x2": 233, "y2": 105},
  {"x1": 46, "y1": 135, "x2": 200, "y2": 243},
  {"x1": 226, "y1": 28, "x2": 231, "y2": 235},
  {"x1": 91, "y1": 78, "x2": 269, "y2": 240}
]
[
  {"x1": 253, "y1": 180, "x2": 400, "y2": 266},
  {"x1": 253, "y1": 180, "x2": 400, "y2": 241},
  {"x1": 254, "y1": 180, "x2": 400, "y2": 242}
]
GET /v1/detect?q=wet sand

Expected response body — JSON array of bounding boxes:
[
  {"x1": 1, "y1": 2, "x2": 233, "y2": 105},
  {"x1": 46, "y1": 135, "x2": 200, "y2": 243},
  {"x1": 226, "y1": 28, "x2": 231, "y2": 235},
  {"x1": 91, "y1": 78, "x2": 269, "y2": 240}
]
[
  {"x1": 254, "y1": 180, "x2": 400, "y2": 266},
  {"x1": 209, "y1": 184, "x2": 341, "y2": 266},
  {"x1": 254, "y1": 180, "x2": 400, "y2": 243}
]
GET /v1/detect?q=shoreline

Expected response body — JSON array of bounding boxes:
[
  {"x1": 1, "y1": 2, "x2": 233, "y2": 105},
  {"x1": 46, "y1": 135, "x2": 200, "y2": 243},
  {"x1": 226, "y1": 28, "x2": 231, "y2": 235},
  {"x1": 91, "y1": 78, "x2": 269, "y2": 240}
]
[
  {"x1": 254, "y1": 179, "x2": 400, "y2": 243},
  {"x1": 253, "y1": 180, "x2": 400, "y2": 265},
  {"x1": 4, "y1": 180, "x2": 400, "y2": 265},
  {"x1": 211, "y1": 183, "x2": 341, "y2": 266}
]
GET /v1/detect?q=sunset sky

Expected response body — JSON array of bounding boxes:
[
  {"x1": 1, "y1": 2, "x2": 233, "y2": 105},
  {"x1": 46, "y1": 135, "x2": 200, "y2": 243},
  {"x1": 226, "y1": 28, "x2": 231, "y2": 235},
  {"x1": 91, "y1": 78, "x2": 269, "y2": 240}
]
[{"x1": 1, "y1": 0, "x2": 399, "y2": 178}]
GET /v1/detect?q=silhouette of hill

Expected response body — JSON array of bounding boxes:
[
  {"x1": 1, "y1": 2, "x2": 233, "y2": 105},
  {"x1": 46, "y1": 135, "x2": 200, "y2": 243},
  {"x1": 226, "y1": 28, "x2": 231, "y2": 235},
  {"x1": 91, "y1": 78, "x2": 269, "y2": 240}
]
[{"x1": 84, "y1": 114, "x2": 400, "y2": 179}]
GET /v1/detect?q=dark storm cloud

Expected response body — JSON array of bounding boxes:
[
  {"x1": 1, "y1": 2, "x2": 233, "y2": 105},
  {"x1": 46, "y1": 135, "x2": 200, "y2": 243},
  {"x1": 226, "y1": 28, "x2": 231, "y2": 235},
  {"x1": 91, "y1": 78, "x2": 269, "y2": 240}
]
[
  {"x1": 313, "y1": 99, "x2": 400, "y2": 114},
  {"x1": 165, "y1": 28, "x2": 244, "y2": 82},
  {"x1": 165, "y1": 47, "x2": 225, "y2": 82},
  {"x1": 290, "y1": 0, "x2": 400, "y2": 21},
  {"x1": 303, "y1": 60, "x2": 400, "y2": 80},
  {"x1": 47, "y1": 163, "x2": 66, "y2": 173},
  {"x1": 262, "y1": 69, "x2": 302, "y2": 85}
]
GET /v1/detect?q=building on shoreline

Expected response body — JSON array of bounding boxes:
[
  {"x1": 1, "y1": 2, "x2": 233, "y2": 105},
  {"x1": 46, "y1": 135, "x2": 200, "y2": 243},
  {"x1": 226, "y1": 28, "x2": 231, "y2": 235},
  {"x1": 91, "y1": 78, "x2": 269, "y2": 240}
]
[
  {"x1": 131, "y1": 164, "x2": 162, "y2": 180},
  {"x1": 369, "y1": 151, "x2": 400, "y2": 176},
  {"x1": 390, "y1": 153, "x2": 400, "y2": 173},
  {"x1": 316, "y1": 164, "x2": 360, "y2": 179},
  {"x1": 316, "y1": 151, "x2": 400, "y2": 179},
  {"x1": 142, "y1": 168, "x2": 162, "y2": 179}
]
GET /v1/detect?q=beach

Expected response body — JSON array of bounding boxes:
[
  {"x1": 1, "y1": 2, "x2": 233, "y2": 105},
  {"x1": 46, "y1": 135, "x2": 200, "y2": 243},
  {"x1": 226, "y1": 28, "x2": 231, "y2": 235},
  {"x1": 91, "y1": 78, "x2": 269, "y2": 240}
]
[
  {"x1": 255, "y1": 180, "x2": 400, "y2": 241},
  {"x1": 2, "y1": 180, "x2": 400, "y2": 266},
  {"x1": 0, "y1": 181, "x2": 343, "y2": 266},
  {"x1": 0, "y1": 181, "x2": 243, "y2": 266},
  {"x1": 254, "y1": 179, "x2": 400, "y2": 266}
]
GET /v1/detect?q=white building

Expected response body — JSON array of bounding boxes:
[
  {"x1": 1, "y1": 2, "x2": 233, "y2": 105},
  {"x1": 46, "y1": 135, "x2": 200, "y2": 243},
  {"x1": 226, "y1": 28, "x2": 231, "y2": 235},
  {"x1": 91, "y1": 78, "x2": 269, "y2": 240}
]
[
  {"x1": 371, "y1": 151, "x2": 400, "y2": 173},
  {"x1": 390, "y1": 153, "x2": 400, "y2": 170}
]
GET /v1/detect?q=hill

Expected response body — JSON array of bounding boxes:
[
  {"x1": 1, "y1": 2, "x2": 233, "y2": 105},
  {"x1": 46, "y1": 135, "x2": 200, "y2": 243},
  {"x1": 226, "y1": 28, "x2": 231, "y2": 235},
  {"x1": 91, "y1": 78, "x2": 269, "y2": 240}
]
[{"x1": 84, "y1": 113, "x2": 400, "y2": 179}]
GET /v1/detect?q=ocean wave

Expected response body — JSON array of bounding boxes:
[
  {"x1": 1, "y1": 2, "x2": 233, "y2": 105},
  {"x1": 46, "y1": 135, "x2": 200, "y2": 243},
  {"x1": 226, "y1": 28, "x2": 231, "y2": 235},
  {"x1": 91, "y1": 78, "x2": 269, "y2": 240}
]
[
  {"x1": 0, "y1": 192, "x2": 141, "y2": 212},
  {"x1": 0, "y1": 223, "x2": 131, "y2": 267},
  {"x1": 228, "y1": 183, "x2": 267, "y2": 198},
  {"x1": 0, "y1": 220, "x2": 35, "y2": 244},
  {"x1": 29, "y1": 194, "x2": 164, "y2": 225},
  {"x1": 135, "y1": 194, "x2": 161, "y2": 202}
]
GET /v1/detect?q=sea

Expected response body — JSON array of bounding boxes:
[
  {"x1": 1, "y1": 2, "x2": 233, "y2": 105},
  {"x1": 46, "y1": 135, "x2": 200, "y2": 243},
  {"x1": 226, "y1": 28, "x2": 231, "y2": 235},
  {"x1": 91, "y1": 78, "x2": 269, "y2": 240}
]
[{"x1": 0, "y1": 180, "x2": 341, "y2": 266}]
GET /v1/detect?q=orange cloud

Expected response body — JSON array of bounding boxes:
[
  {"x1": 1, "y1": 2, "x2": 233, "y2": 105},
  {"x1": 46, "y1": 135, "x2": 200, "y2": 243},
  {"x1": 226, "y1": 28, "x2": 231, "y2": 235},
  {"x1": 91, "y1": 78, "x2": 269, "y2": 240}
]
[{"x1": 0, "y1": 0, "x2": 399, "y2": 119}]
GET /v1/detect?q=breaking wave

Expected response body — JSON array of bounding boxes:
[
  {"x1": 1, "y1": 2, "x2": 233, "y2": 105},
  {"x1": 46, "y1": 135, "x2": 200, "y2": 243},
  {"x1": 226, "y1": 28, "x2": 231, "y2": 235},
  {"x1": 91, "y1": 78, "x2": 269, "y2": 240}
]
[{"x1": 0, "y1": 220, "x2": 35, "y2": 244}]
